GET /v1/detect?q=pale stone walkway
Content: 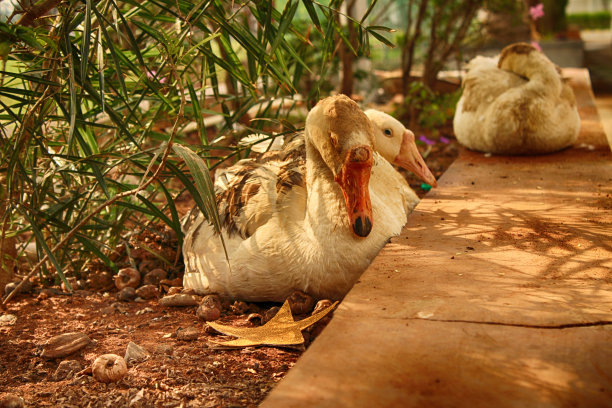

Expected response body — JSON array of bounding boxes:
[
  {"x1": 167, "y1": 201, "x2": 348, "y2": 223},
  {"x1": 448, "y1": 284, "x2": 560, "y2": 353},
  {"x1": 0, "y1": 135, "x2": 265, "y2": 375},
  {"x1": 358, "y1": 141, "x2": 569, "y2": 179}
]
[{"x1": 262, "y1": 69, "x2": 612, "y2": 408}]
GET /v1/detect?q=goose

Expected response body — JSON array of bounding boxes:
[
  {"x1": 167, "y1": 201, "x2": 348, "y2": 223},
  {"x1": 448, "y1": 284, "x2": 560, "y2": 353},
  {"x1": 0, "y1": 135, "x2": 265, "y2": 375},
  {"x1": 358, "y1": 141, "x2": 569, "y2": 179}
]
[
  {"x1": 181, "y1": 96, "x2": 435, "y2": 301},
  {"x1": 453, "y1": 42, "x2": 580, "y2": 154}
]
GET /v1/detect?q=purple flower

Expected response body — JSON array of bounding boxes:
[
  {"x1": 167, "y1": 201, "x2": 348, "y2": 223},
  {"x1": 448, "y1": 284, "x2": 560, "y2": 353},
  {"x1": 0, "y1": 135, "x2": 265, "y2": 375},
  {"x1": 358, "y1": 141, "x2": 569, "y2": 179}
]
[
  {"x1": 419, "y1": 134, "x2": 435, "y2": 146},
  {"x1": 439, "y1": 136, "x2": 450, "y2": 144},
  {"x1": 530, "y1": 41, "x2": 542, "y2": 51},
  {"x1": 529, "y1": 3, "x2": 544, "y2": 20}
]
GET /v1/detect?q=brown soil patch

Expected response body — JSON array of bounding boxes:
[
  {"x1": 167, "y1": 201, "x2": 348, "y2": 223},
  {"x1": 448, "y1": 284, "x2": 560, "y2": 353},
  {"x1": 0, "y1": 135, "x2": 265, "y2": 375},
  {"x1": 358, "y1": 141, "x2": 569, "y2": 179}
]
[{"x1": 0, "y1": 130, "x2": 458, "y2": 407}]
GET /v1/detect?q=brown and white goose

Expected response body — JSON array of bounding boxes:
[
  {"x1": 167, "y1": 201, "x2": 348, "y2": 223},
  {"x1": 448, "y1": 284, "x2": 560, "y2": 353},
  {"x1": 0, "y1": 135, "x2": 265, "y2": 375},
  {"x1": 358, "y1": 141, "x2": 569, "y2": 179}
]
[
  {"x1": 181, "y1": 96, "x2": 434, "y2": 301},
  {"x1": 453, "y1": 42, "x2": 580, "y2": 154}
]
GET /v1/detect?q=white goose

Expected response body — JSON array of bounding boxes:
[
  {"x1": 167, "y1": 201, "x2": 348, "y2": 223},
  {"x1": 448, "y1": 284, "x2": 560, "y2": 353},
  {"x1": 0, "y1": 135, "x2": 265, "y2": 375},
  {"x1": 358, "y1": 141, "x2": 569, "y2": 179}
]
[
  {"x1": 182, "y1": 96, "x2": 435, "y2": 301},
  {"x1": 453, "y1": 42, "x2": 580, "y2": 154}
]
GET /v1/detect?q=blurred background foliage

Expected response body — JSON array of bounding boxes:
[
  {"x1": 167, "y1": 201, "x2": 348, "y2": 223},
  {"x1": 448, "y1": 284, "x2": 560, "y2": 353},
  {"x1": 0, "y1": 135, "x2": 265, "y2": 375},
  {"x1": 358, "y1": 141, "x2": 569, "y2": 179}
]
[{"x1": 0, "y1": 0, "x2": 581, "y2": 292}]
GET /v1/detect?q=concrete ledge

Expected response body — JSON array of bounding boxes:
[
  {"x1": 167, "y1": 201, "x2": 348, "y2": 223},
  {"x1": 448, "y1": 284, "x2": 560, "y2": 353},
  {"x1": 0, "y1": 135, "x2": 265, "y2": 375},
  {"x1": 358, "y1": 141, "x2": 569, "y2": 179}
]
[{"x1": 262, "y1": 69, "x2": 612, "y2": 407}]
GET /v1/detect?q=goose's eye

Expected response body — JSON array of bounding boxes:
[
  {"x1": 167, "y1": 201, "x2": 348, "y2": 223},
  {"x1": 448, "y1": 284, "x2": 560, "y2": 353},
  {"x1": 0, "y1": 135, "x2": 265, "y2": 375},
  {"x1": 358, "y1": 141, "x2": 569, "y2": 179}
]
[{"x1": 383, "y1": 129, "x2": 392, "y2": 137}]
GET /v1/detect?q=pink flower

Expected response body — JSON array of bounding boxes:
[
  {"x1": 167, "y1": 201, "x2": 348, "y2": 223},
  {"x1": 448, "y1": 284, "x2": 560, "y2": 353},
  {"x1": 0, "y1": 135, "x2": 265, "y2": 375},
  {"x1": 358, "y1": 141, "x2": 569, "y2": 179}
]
[
  {"x1": 439, "y1": 136, "x2": 450, "y2": 144},
  {"x1": 530, "y1": 41, "x2": 542, "y2": 51},
  {"x1": 529, "y1": 3, "x2": 544, "y2": 20},
  {"x1": 147, "y1": 70, "x2": 167, "y2": 84}
]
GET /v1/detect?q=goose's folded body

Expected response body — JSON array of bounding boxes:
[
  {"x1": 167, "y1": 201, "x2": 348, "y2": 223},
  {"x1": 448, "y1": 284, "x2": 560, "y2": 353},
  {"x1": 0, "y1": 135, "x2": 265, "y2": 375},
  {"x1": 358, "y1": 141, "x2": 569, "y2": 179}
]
[
  {"x1": 453, "y1": 42, "x2": 580, "y2": 154},
  {"x1": 182, "y1": 97, "x2": 436, "y2": 301}
]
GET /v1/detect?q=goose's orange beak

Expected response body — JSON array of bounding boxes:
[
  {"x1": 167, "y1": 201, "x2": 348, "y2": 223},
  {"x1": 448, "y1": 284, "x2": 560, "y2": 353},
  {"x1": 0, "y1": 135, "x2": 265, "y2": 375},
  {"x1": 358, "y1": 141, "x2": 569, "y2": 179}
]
[
  {"x1": 394, "y1": 130, "x2": 437, "y2": 187},
  {"x1": 335, "y1": 145, "x2": 374, "y2": 237}
]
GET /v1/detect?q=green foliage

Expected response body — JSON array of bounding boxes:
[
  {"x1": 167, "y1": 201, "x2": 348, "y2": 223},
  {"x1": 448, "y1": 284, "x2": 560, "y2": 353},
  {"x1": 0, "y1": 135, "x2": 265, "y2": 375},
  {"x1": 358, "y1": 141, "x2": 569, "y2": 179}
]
[
  {"x1": 396, "y1": 81, "x2": 460, "y2": 135},
  {"x1": 0, "y1": 0, "x2": 387, "y2": 287},
  {"x1": 568, "y1": 11, "x2": 611, "y2": 30}
]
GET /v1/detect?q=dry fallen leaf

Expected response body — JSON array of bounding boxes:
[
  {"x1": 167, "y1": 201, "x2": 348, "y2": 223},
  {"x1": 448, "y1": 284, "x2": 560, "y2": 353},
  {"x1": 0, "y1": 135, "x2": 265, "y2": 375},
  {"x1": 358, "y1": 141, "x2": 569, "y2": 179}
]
[{"x1": 207, "y1": 300, "x2": 338, "y2": 348}]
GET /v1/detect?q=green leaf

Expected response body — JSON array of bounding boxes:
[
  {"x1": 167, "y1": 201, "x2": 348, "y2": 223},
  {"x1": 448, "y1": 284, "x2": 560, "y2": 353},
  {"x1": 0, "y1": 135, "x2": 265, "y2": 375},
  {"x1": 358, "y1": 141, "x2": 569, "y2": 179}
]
[{"x1": 17, "y1": 207, "x2": 70, "y2": 290}]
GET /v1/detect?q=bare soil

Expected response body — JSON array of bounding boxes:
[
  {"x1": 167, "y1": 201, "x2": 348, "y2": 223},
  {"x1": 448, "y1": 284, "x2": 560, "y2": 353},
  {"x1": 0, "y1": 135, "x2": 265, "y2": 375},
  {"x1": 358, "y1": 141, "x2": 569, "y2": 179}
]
[{"x1": 0, "y1": 131, "x2": 458, "y2": 408}]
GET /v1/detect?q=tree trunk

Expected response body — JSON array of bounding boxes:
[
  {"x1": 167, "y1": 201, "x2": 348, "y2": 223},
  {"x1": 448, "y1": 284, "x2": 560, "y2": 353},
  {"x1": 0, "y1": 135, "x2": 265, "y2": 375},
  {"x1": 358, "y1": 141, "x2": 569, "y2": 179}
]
[{"x1": 339, "y1": 0, "x2": 358, "y2": 96}]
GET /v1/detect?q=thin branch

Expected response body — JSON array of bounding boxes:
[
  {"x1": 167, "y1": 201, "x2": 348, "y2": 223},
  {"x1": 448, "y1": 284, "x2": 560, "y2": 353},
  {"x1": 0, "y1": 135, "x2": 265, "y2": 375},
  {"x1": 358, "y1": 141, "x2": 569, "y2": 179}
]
[{"x1": 16, "y1": 0, "x2": 61, "y2": 26}]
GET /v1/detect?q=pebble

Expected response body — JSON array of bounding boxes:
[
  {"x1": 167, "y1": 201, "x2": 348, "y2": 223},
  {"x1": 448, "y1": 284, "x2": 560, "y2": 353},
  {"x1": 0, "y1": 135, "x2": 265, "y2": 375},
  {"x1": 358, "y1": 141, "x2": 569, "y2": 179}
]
[
  {"x1": 137, "y1": 259, "x2": 159, "y2": 275},
  {"x1": 196, "y1": 294, "x2": 222, "y2": 321},
  {"x1": 230, "y1": 301, "x2": 249, "y2": 315},
  {"x1": 4, "y1": 280, "x2": 32, "y2": 296},
  {"x1": 166, "y1": 287, "x2": 182, "y2": 296},
  {"x1": 246, "y1": 313, "x2": 263, "y2": 325},
  {"x1": 142, "y1": 268, "x2": 167, "y2": 286},
  {"x1": 124, "y1": 341, "x2": 149, "y2": 365},
  {"x1": 176, "y1": 327, "x2": 199, "y2": 341},
  {"x1": 52, "y1": 360, "x2": 82, "y2": 381},
  {"x1": 313, "y1": 299, "x2": 333, "y2": 315},
  {"x1": 0, "y1": 314, "x2": 17, "y2": 326},
  {"x1": 196, "y1": 303, "x2": 221, "y2": 321},
  {"x1": 159, "y1": 294, "x2": 198, "y2": 307},
  {"x1": 287, "y1": 291, "x2": 315, "y2": 315},
  {"x1": 135, "y1": 284, "x2": 159, "y2": 299},
  {"x1": 100, "y1": 306, "x2": 115, "y2": 315},
  {"x1": 135, "y1": 307, "x2": 154, "y2": 315},
  {"x1": 262, "y1": 306, "x2": 280, "y2": 324},
  {"x1": 153, "y1": 344, "x2": 173, "y2": 355},
  {"x1": 116, "y1": 287, "x2": 136, "y2": 302},
  {"x1": 40, "y1": 332, "x2": 92, "y2": 359},
  {"x1": 0, "y1": 394, "x2": 24, "y2": 408}
]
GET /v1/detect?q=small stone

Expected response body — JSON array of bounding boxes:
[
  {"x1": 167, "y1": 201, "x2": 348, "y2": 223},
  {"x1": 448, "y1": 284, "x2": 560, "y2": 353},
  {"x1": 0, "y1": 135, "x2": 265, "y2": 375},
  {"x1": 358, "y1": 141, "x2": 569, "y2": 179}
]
[
  {"x1": 0, "y1": 314, "x2": 17, "y2": 326},
  {"x1": 159, "y1": 294, "x2": 198, "y2": 307},
  {"x1": 246, "y1": 313, "x2": 263, "y2": 326},
  {"x1": 124, "y1": 341, "x2": 149, "y2": 365},
  {"x1": 137, "y1": 259, "x2": 159, "y2": 275},
  {"x1": 201, "y1": 294, "x2": 222, "y2": 308},
  {"x1": 60, "y1": 277, "x2": 80, "y2": 292},
  {"x1": 100, "y1": 306, "x2": 115, "y2": 315},
  {"x1": 204, "y1": 324, "x2": 220, "y2": 335},
  {"x1": 230, "y1": 301, "x2": 249, "y2": 315},
  {"x1": 287, "y1": 291, "x2": 315, "y2": 315},
  {"x1": 53, "y1": 360, "x2": 82, "y2": 381},
  {"x1": 153, "y1": 344, "x2": 173, "y2": 355},
  {"x1": 312, "y1": 299, "x2": 333, "y2": 315},
  {"x1": 4, "y1": 280, "x2": 32, "y2": 296},
  {"x1": 114, "y1": 267, "x2": 141, "y2": 290},
  {"x1": 86, "y1": 271, "x2": 114, "y2": 291},
  {"x1": 181, "y1": 287, "x2": 197, "y2": 296},
  {"x1": 142, "y1": 268, "x2": 167, "y2": 286},
  {"x1": 262, "y1": 306, "x2": 280, "y2": 324},
  {"x1": 116, "y1": 287, "x2": 136, "y2": 302},
  {"x1": 160, "y1": 277, "x2": 182, "y2": 288},
  {"x1": 196, "y1": 303, "x2": 221, "y2": 322},
  {"x1": 135, "y1": 284, "x2": 159, "y2": 300},
  {"x1": 135, "y1": 307, "x2": 154, "y2": 316},
  {"x1": 0, "y1": 394, "x2": 24, "y2": 408},
  {"x1": 36, "y1": 288, "x2": 57, "y2": 301},
  {"x1": 176, "y1": 327, "x2": 199, "y2": 341},
  {"x1": 41, "y1": 332, "x2": 92, "y2": 359},
  {"x1": 166, "y1": 287, "x2": 182, "y2": 296}
]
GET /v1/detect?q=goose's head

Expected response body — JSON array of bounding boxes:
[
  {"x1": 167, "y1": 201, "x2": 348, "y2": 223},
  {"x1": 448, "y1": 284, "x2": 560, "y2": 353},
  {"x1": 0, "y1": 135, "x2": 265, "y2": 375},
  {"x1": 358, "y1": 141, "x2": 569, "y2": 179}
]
[
  {"x1": 365, "y1": 110, "x2": 437, "y2": 187},
  {"x1": 306, "y1": 95, "x2": 375, "y2": 238}
]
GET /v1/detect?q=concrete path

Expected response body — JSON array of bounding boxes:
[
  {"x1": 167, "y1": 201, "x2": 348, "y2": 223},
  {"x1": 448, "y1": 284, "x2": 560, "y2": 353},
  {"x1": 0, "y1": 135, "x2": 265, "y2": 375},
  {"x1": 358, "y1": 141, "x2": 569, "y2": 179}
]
[{"x1": 262, "y1": 69, "x2": 612, "y2": 407}]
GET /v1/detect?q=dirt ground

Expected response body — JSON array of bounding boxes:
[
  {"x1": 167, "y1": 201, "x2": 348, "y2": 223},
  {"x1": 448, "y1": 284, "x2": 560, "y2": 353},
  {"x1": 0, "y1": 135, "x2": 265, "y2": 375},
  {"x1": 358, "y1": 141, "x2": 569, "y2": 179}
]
[{"x1": 0, "y1": 130, "x2": 458, "y2": 408}]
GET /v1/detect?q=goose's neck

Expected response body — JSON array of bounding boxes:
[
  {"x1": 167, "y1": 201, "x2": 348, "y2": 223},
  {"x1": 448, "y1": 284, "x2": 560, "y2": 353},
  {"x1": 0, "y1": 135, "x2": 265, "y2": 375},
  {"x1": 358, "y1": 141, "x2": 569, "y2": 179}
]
[{"x1": 304, "y1": 138, "x2": 348, "y2": 231}]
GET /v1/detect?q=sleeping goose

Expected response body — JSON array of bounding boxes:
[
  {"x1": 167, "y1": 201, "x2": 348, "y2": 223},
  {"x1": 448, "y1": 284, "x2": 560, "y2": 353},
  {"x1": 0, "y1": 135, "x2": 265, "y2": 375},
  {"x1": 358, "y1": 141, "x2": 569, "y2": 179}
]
[
  {"x1": 453, "y1": 42, "x2": 580, "y2": 154},
  {"x1": 181, "y1": 95, "x2": 435, "y2": 302}
]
